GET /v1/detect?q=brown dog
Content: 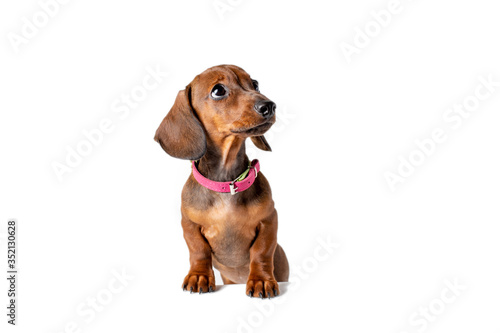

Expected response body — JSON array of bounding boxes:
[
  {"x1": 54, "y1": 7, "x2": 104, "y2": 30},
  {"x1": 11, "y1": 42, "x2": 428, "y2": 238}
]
[{"x1": 154, "y1": 65, "x2": 289, "y2": 298}]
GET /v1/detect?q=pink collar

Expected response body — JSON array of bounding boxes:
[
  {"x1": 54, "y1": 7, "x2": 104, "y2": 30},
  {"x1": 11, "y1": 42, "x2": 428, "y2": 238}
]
[{"x1": 192, "y1": 159, "x2": 260, "y2": 195}]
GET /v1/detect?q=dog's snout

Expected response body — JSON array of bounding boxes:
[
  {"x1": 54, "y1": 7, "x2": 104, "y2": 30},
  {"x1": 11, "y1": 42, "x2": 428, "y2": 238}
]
[{"x1": 254, "y1": 100, "x2": 276, "y2": 119}]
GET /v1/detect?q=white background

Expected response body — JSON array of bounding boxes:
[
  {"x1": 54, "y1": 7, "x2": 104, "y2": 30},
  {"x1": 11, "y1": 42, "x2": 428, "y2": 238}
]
[{"x1": 1, "y1": 0, "x2": 500, "y2": 332}]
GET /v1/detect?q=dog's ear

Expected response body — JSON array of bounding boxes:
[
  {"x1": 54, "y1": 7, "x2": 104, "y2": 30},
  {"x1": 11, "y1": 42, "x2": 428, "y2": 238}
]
[
  {"x1": 154, "y1": 86, "x2": 207, "y2": 160},
  {"x1": 251, "y1": 136, "x2": 272, "y2": 152}
]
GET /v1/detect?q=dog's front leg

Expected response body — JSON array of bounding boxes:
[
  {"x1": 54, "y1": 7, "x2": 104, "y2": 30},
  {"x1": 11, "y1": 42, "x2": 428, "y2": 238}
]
[
  {"x1": 246, "y1": 211, "x2": 280, "y2": 298},
  {"x1": 181, "y1": 216, "x2": 216, "y2": 294}
]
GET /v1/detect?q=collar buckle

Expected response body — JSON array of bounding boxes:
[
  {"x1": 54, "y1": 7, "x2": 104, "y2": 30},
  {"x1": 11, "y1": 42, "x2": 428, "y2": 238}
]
[{"x1": 229, "y1": 181, "x2": 238, "y2": 195}]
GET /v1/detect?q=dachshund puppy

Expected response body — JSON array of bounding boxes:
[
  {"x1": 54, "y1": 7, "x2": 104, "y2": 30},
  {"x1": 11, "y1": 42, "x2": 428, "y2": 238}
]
[{"x1": 155, "y1": 65, "x2": 289, "y2": 298}]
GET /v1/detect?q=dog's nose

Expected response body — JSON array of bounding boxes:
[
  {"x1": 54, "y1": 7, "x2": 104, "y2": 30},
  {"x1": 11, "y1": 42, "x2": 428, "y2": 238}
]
[{"x1": 254, "y1": 100, "x2": 276, "y2": 119}]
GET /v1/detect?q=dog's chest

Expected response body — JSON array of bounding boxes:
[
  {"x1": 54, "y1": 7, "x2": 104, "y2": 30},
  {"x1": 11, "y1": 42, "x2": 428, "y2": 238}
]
[
  {"x1": 201, "y1": 199, "x2": 258, "y2": 241},
  {"x1": 188, "y1": 197, "x2": 261, "y2": 266}
]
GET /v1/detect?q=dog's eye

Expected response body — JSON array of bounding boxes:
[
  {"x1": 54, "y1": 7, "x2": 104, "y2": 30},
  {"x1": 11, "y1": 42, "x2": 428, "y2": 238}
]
[
  {"x1": 252, "y1": 80, "x2": 259, "y2": 92},
  {"x1": 211, "y1": 84, "x2": 227, "y2": 100}
]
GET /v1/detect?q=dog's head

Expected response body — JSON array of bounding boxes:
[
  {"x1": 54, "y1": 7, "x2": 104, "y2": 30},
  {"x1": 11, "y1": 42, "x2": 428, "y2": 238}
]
[{"x1": 154, "y1": 65, "x2": 276, "y2": 160}]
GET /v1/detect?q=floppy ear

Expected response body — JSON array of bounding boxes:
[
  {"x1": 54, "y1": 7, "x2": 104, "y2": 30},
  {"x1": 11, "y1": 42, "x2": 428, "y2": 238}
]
[
  {"x1": 154, "y1": 86, "x2": 207, "y2": 160},
  {"x1": 251, "y1": 136, "x2": 272, "y2": 152}
]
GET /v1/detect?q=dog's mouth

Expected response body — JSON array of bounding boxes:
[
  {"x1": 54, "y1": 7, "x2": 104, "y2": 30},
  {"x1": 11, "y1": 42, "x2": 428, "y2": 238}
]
[{"x1": 231, "y1": 121, "x2": 274, "y2": 135}]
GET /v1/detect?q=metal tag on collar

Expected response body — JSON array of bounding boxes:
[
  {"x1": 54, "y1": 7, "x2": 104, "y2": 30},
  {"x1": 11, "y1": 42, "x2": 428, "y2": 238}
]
[{"x1": 229, "y1": 181, "x2": 238, "y2": 195}]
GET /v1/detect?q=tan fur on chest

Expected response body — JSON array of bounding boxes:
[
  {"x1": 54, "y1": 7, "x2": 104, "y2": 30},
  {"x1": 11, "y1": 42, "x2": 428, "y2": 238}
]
[{"x1": 184, "y1": 197, "x2": 271, "y2": 267}]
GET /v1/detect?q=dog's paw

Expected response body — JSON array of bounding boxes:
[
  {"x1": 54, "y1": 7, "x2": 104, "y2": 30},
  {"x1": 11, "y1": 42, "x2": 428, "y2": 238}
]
[
  {"x1": 182, "y1": 272, "x2": 216, "y2": 294},
  {"x1": 246, "y1": 277, "x2": 279, "y2": 299}
]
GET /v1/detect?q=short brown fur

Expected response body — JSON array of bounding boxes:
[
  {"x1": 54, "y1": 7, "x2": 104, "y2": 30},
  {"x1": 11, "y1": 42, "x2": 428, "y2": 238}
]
[{"x1": 155, "y1": 65, "x2": 289, "y2": 298}]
